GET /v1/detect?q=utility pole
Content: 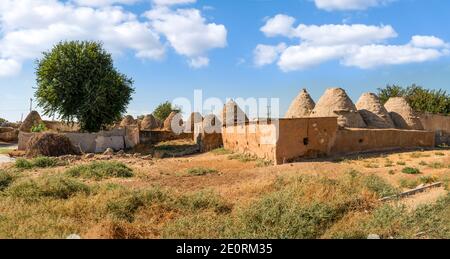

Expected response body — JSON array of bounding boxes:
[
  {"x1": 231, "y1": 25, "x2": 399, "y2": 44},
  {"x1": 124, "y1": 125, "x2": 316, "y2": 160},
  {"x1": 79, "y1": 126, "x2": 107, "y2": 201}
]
[
  {"x1": 267, "y1": 103, "x2": 271, "y2": 119},
  {"x1": 29, "y1": 98, "x2": 33, "y2": 112}
]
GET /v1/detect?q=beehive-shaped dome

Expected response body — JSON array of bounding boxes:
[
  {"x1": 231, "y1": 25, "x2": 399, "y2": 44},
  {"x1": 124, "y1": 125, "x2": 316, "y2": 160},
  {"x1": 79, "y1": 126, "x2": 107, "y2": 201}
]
[
  {"x1": 140, "y1": 114, "x2": 159, "y2": 130},
  {"x1": 221, "y1": 100, "x2": 249, "y2": 126},
  {"x1": 356, "y1": 93, "x2": 395, "y2": 129},
  {"x1": 120, "y1": 115, "x2": 137, "y2": 128},
  {"x1": 163, "y1": 111, "x2": 183, "y2": 132},
  {"x1": 384, "y1": 97, "x2": 424, "y2": 130},
  {"x1": 19, "y1": 111, "x2": 43, "y2": 132},
  {"x1": 311, "y1": 88, "x2": 367, "y2": 128},
  {"x1": 185, "y1": 112, "x2": 203, "y2": 133},
  {"x1": 285, "y1": 89, "x2": 315, "y2": 118}
]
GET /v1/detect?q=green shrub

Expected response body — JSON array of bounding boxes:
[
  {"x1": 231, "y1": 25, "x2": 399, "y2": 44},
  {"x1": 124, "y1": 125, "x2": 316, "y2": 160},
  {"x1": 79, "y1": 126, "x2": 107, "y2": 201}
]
[
  {"x1": 397, "y1": 161, "x2": 406, "y2": 166},
  {"x1": 6, "y1": 175, "x2": 90, "y2": 201},
  {"x1": 228, "y1": 153, "x2": 257, "y2": 163},
  {"x1": 31, "y1": 122, "x2": 47, "y2": 133},
  {"x1": 15, "y1": 157, "x2": 59, "y2": 169},
  {"x1": 362, "y1": 175, "x2": 398, "y2": 198},
  {"x1": 66, "y1": 161, "x2": 133, "y2": 180},
  {"x1": 402, "y1": 167, "x2": 421, "y2": 175},
  {"x1": 32, "y1": 157, "x2": 58, "y2": 168},
  {"x1": 107, "y1": 192, "x2": 146, "y2": 222},
  {"x1": 186, "y1": 167, "x2": 218, "y2": 176},
  {"x1": 399, "y1": 179, "x2": 419, "y2": 189},
  {"x1": 0, "y1": 170, "x2": 16, "y2": 191},
  {"x1": 15, "y1": 159, "x2": 33, "y2": 169},
  {"x1": 176, "y1": 191, "x2": 232, "y2": 214}
]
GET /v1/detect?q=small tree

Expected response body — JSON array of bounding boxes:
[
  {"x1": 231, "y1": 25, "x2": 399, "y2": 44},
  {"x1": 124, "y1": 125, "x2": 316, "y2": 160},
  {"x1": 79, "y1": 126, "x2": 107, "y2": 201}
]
[
  {"x1": 0, "y1": 118, "x2": 7, "y2": 124},
  {"x1": 153, "y1": 101, "x2": 181, "y2": 121},
  {"x1": 378, "y1": 84, "x2": 450, "y2": 115},
  {"x1": 35, "y1": 41, "x2": 134, "y2": 132}
]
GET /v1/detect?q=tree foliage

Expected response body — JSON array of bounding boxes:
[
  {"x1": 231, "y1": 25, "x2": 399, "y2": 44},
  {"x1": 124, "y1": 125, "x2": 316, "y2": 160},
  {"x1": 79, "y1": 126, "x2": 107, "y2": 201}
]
[
  {"x1": 0, "y1": 118, "x2": 7, "y2": 124},
  {"x1": 35, "y1": 41, "x2": 134, "y2": 132},
  {"x1": 378, "y1": 84, "x2": 450, "y2": 115},
  {"x1": 152, "y1": 101, "x2": 181, "y2": 121}
]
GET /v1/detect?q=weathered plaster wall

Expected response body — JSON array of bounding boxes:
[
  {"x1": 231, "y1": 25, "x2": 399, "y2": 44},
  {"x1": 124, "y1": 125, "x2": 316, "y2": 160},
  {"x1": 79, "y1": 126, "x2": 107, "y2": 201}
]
[
  {"x1": 276, "y1": 118, "x2": 338, "y2": 164},
  {"x1": 331, "y1": 128, "x2": 435, "y2": 155},
  {"x1": 223, "y1": 122, "x2": 278, "y2": 163},
  {"x1": 18, "y1": 127, "x2": 139, "y2": 153},
  {"x1": 418, "y1": 113, "x2": 450, "y2": 145}
]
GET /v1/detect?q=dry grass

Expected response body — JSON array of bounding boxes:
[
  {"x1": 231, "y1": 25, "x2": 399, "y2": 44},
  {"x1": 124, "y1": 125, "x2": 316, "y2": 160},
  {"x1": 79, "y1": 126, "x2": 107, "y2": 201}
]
[{"x1": 0, "y1": 148, "x2": 448, "y2": 239}]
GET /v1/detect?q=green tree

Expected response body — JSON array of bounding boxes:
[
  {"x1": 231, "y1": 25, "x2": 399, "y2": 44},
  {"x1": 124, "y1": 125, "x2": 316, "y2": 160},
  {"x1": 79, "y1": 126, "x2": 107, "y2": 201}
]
[
  {"x1": 0, "y1": 118, "x2": 7, "y2": 124},
  {"x1": 152, "y1": 101, "x2": 181, "y2": 121},
  {"x1": 35, "y1": 41, "x2": 134, "y2": 132},
  {"x1": 378, "y1": 84, "x2": 450, "y2": 115}
]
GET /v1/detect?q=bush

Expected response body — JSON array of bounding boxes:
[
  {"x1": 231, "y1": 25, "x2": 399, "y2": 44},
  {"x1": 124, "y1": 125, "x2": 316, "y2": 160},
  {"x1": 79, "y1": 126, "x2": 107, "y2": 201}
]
[
  {"x1": 402, "y1": 167, "x2": 421, "y2": 175},
  {"x1": 15, "y1": 157, "x2": 59, "y2": 169},
  {"x1": 6, "y1": 176, "x2": 90, "y2": 201},
  {"x1": 399, "y1": 179, "x2": 419, "y2": 189},
  {"x1": 66, "y1": 161, "x2": 133, "y2": 180},
  {"x1": 176, "y1": 190, "x2": 232, "y2": 214},
  {"x1": 107, "y1": 192, "x2": 146, "y2": 222},
  {"x1": 186, "y1": 167, "x2": 218, "y2": 176},
  {"x1": 35, "y1": 41, "x2": 134, "y2": 132},
  {"x1": 153, "y1": 101, "x2": 181, "y2": 122},
  {"x1": 362, "y1": 175, "x2": 398, "y2": 198},
  {"x1": 0, "y1": 170, "x2": 16, "y2": 191},
  {"x1": 31, "y1": 122, "x2": 47, "y2": 133}
]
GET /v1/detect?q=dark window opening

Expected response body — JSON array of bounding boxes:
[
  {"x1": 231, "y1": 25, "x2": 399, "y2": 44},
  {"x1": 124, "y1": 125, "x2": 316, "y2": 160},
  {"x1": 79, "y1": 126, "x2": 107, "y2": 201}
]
[
  {"x1": 303, "y1": 138, "x2": 309, "y2": 146},
  {"x1": 359, "y1": 139, "x2": 364, "y2": 144}
]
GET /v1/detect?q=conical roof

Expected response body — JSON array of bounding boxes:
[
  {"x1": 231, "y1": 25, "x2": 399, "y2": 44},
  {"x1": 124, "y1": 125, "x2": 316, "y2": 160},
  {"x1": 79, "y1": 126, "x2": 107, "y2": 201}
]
[
  {"x1": 384, "y1": 97, "x2": 424, "y2": 130},
  {"x1": 356, "y1": 93, "x2": 395, "y2": 129},
  {"x1": 311, "y1": 88, "x2": 367, "y2": 128},
  {"x1": 140, "y1": 114, "x2": 159, "y2": 130},
  {"x1": 285, "y1": 89, "x2": 315, "y2": 118},
  {"x1": 185, "y1": 112, "x2": 203, "y2": 133},
  {"x1": 19, "y1": 111, "x2": 43, "y2": 132},
  {"x1": 221, "y1": 100, "x2": 249, "y2": 126},
  {"x1": 120, "y1": 115, "x2": 137, "y2": 127},
  {"x1": 163, "y1": 111, "x2": 183, "y2": 132}
]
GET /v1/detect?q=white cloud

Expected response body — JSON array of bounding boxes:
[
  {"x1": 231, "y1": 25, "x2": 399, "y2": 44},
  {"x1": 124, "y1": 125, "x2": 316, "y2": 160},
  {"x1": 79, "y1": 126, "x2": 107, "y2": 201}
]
[
  {"x1": 410, "y1": 35, "x2": 447, "y2": 48},
  {"x1": 73, "y1": 0, "x2": 141, "y2": 7},
  {"x1": 152, "y1": 0, "x2": 196, "y2": 6},
  {"x1": 189, "y1": 56, "x2": 209, "y2": 68},
  {"x1": 0, "y1": 59, "x2": 22, "y2": 77},
  {"x1": 261, "y1": 15, "x2": 397, "y2": 45},
  {"x1": 144, "y1": 6, "x2": 227, "y2": 65},
  {"x1": 314, "y1": 0, "x2": 392, "y2": 11},
  {"x1": 0, "y1": 0, "x2": 225, "y2": 77},
  {"x1": 343, "y1": 44, "x2": 444, "y2": 68},
  {"x1": 254, "y1": 43, "x2": 287, "y2": 67},
  {"x1": 255, "y1": 14, "x2": 449, "y2": 71}
]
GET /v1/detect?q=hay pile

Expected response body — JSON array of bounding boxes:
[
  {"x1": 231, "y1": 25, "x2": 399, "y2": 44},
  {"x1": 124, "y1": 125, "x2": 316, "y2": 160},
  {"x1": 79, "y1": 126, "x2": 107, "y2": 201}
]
[
  {"x1": 19, "y1": 111, "x2": 43, "y2": 132},
  {"x1": 285, "y1": 89, "x2": 315, "y2": 118},
  {"x1": 311, "y1": 88, "x2": 367, "y2": 128},
  {"x1": 163, "y1": 112, "x2": 183, "y2": 132},
  {"x1": 26, "y1": 133, "x2": 79, "y2": 157},
  {"x1": 120, "y1": 115, "x2": 137, "y2": 128},
  {"x1": 356, "y1": 93, "x2": 395, "y2": 129},
  {"x1": 222, "y1": 100, "x2": 249, "y2": 126},
  {"x1": 185, "y1": 112, "x2": 203, "y2": 132},
  {"x1": 384, "y1": 97, "x2": 424, "y2": 130},
  {"x1": 140, "y1": 114, "x2": 159, "y2": 130}
]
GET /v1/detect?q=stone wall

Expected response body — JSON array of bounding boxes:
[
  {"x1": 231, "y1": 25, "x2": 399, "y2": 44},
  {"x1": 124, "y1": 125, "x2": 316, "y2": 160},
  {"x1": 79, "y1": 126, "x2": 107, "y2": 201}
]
[
  {"x1": 140, "y1": 130, "x2": 193, "y2": 145},
  {"x1": 0, "y1": 127, "x2": 19, "y2": 142},
  {"x1": 418, "y1": 113, "x2": 450, "y2": 145},
  {"x1": 222, "y1": 118, "x2": 338, "y2": 165},
  {"x1": 331, "y1": 128, "x2": 435, "y2": 155},
  {"x1": 18, "y1": 127, "x2": 139, "y2": 153}
]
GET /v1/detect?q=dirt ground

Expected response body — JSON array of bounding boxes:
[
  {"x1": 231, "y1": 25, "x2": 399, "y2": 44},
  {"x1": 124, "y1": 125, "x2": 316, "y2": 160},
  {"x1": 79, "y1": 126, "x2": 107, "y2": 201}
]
[{"x1": 4, "y1": 147, "x2": 448, "y2": 205}]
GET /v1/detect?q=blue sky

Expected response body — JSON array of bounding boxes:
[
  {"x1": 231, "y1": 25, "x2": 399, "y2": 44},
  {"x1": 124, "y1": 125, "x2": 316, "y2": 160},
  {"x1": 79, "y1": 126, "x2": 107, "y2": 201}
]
[{"x1": 1, "y1": 0, "x2": 449, "y2": 121}]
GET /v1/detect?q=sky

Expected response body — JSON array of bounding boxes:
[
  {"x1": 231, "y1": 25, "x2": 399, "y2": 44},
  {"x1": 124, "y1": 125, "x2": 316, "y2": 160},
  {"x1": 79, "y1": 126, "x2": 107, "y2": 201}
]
[{"x1": 0, "y1": 0, "x2": 450, "y2": 121}]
